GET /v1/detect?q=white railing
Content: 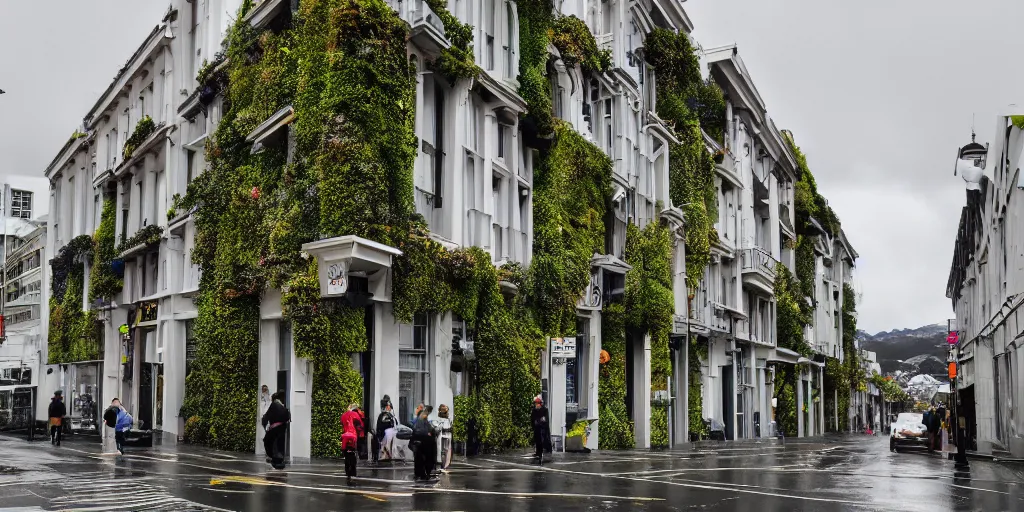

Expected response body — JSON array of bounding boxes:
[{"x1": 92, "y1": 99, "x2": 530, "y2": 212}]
[
  {"x1": 741, "y1": 246, "x2": 778, "y2": 281},
  {"x1": 508, "y1": 228, "x2": 527, "y2": 264},
  {"x1": 492, "y1": 224, "x2": 506, "y2": 261},
  {"x1": 709, "y1": 301, "x2": 732, "y2": 333},
  {"x1": 466, "y1": 209, "x2": 491, "y2": 250},
  {"x1": 688, "y1": 279, "x2": 709, "y2": 327},
  {"x1": 392, "y1": 0, "x2": 445, "y2": 36}
]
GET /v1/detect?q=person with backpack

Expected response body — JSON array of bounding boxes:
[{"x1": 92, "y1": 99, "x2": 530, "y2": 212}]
[
  {"x1": 262, "y1": 392, "x2": 290, "y2": 470},
  {"x1": 104, "y1": 399, "x2": 132, "y2": 456},
  {"x1": 48, "y1": 391, "x2": 66, "y2": 446},
  {"x1": 373, "y1": 396, "x2": 397, "y2": 463},
  {"x1": 340, "y1": 404, "x2": 364, "y2": 480}
]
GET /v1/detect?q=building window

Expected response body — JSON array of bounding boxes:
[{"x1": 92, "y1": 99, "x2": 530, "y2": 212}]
[
  {"x1": 399, "y1": 313, "x2": 430, "y2": 425},
  {"x1": 497, "y1": 123, "x2": 509, "y2": 160},
  {"x1": 10, "y1": 190, "x2": 32, "y2": 219},
  {"x1": 505, "y1": 1, "x2": 515, "y2": 77},
  {"x1": 484, "y1": 0, "x2": 496, "y2": 71}
]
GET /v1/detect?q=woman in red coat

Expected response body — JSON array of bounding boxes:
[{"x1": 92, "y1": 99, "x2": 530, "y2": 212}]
[{"x1": 341, "y1": 404, "x2": 364, "y2": 479}]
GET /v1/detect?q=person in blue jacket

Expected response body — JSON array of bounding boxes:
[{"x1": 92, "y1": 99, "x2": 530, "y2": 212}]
[{"x1": 110, "y1": 398, "x2": 133, "y2": 455}]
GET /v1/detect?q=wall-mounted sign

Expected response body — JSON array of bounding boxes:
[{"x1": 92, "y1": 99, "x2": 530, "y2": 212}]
[
  {"x1": 551, "y1": 337, "x2": 577, "y2": 359},
  {"x1": 946, "y1": 332, "x2": 959, "y2": 345},
  {"x1": 326, "y1": 260, "x2": 349, "y2": 295}
]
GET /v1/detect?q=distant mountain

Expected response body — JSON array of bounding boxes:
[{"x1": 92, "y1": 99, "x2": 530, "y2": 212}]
[{"x1": 859, "y1": 323, "x2": 950, "y2": 376}]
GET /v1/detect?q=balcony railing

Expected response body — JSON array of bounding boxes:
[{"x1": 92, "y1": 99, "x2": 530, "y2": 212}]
[
  {"x1": 392, "y1": 0, "x2": 449, "y2": 53},
  {"x1": 492, "y1": 224, "x2": 506, "y2": 261},
  {"x1": 741, "y1": 246, "x2": 778, "y2": 281},
  {"x1": 508, "y1": 228, "x2": 527, "y2": 264},
  {"x1": 688, "y1": 280, "x2": 709, "y2": 328},
  {"x1": 466, "y1": 209, "x2": 491, "y2": 250}
]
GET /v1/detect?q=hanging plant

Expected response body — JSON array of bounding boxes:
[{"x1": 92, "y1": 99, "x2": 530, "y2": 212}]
[{"x1": 122, "y1": 115, "x2": 156, "y2": 161}]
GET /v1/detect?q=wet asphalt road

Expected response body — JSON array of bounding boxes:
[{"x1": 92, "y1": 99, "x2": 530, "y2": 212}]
[{"x1": 1, "y1": 433, "x2": 1022, "y2": 511}]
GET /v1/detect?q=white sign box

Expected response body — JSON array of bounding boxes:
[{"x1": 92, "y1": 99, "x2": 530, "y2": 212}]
[
  {"x1": 551, "y1": 337, "x2": 577, "y2": 359},
  {"x1": 326, "y1": 260, "x2": 349, "y2": 295}
]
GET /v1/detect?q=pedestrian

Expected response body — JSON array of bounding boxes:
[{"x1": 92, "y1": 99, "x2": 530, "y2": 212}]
[
  {"x1": 374, "y1": 395, "x2": 397, "y2": 463},
  {"x1": 531, "y1": 396, "x2": 551, "y2": 463},
  {"x1": 411, "y1": 407, "x2": 435, "y2": 480},
  {"x1": 262, "y1": 392, "x2": 291, "y2": 469},
  {"x1": 341, "y1": 403, "x2": 364, "y2": 479},
  {"x1": 355, "y1": 406, "x2": 368, "y2": 460},
  {"x1": 48, "y1": 391, "x2": 66, "y2": 447},
  {"x1": 109, "y1": 399, "x2": 132, "y2": 456},
  {"x1": 926, "y1": 407, "x2": 940, "y2": 453}
]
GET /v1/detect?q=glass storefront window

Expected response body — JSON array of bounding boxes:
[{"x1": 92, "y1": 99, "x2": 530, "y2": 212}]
[
  {"x1": 69, "y1": 363, "x2": 100, "y2": 432},
  {"x1": 399, "y1": 313, "x2": 430, "y2": 425}
]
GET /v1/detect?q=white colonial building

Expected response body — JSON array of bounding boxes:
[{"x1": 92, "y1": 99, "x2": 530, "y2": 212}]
[{"x1": 947, "y1": 109, "x2": 1024, "y2": 457}]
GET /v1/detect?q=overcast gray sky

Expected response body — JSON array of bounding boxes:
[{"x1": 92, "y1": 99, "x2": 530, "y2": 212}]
[
  {"x1": 2, "y1": 1, "x2": 1022, "y2": 334},
  {"x1": 0, "y1": 1, "x2": 168, "y2": 172},
  {"x1": 688, "y1": 0, "x2": 1024, "y2": 334}
]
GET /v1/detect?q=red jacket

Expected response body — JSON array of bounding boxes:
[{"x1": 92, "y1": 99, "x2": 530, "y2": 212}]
[{"x1": 341, "y1": 409, "x2": 364, "y2": 438}]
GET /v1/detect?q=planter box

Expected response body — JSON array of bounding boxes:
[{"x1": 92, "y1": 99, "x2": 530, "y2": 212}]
[{"x1": 565, "y1": 435, "x2": 587, "y2": 452}]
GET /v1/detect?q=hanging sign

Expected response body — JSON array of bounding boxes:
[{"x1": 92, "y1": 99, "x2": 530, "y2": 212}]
[
  {"x1": 550, "y1": 337, "x2": 577, "y2": 359},
  {"x1": 946, "y1": 332, "x2": 959, "y2": 345},
  {"x1": 326, "y1": 260, "x2": 349, "y2": 295},
  {"x1": 948, "y1": 362, "x2": 957, "y2": 379}
]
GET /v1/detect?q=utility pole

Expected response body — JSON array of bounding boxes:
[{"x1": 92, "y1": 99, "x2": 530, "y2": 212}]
[{"x1": 948, "y1": 319, "x2": 968, "y2": 468}]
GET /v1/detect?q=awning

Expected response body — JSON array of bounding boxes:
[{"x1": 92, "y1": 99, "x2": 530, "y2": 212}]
[
  {"x1": 591, "y1": 254, "x2": 632, "y2": 275},
  {"x1": 769, "y1": 347, "x2": 801, "y2": 364}
]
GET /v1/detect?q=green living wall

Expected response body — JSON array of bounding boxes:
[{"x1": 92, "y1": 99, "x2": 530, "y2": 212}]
[
  {"x1": 48, "y1": 236, "x2": 100, "y2": 364},
  {"x1": 181, "y1": 0, "x2": 548, "y2": 454},
  {"x1": 624, "y1": 222, "x2": 674, "y2": 447},
  {"x1": 642, "y1": 27, "x2": 724, "y2": 440}
]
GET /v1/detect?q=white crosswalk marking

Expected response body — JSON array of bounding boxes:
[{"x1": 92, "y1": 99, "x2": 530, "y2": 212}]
[{"x1": 50, "y1": 474, "x2": 227, "y2": 511}]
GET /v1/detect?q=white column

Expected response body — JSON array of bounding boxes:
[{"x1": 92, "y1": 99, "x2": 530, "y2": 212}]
[
  {"x1": 818, "y1": 366, "x2": 825, "y2": 436},
  {"x1": 805, "y1": 373, "x2": 813, "y2": 437},
  {"x1": 586, "y1": 313, "x2": 601, "y2": 450},
  {"x1": 797, "y1": 367, "x2": 804, "y2": 437},
  {"x1": 549, "y1": 351, "x2": 567, "y2": 450},
  {"x1": 374, "y1": 303, "x2": 400, "y2": 420},
  {"x1": 633, "y1": 333, "x2": 651, "y2": 448},
  {"x1": 732, "y1": 351, "x2": 738, "y2": 439}
]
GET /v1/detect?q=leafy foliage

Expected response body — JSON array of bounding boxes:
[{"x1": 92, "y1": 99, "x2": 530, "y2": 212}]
[
  {"x1": 424, "y1": 0, "x2": 480, "y2": 85},
  {"x1": 775, "y1": 263, "x2": 811, "y2": 357},
  {"x1": 784, "y1": 132, "x2": 840, "y2": 236},
  {"x1": 550, "y1": 15, "x2": 610, "y2": 74},
  {"x1": 644, "y1": 28, "x2": 722, "y2": 287},
  {"x1": 516, "y1": 0, "x2": 555, "y2": 136},
  {"x1": 122, "y1": 115, "x2": 156, "y2": 161},
  {"x1": 181, "y1": 0, "x2": 418, "y2": 454},
  {"x1": 116, "y1": 225, "x2": 164, "y2": 254},
  {"x1": 90, "y1": 200, "x2": 122, "y2": 301},
  {"x1": 48, "y1": 235, "x2": 99, "y2": 364},
  {"x1": 623, "y1": 221, "x2": 674, "y2": 447},
  {"x1": 598, "y1": 303, "x2": 633, "y2": 449},
  {"x1": 527, "y1": 122, "x2": 611, "y2": 336},
  {"x1": 688, "y1": 336, "x2": 709, "y2": 437}
]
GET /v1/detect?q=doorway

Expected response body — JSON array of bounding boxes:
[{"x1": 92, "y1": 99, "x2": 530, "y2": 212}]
[
  {"x1": 722, "y1": 364, "x2": 734, "y2": 440},
  {"x1": 277, "y1": 321, "x2": 292, "y2": 457}
]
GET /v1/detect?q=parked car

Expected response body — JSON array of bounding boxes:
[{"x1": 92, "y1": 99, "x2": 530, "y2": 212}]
[{"x1": 890, "y1": 413, "x2": 927, "y2": 452}]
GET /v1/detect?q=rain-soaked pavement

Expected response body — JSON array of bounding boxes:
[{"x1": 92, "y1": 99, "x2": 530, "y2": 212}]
[{"x1": 1, "y1": 433, "x2": 1022, "y2": 511}]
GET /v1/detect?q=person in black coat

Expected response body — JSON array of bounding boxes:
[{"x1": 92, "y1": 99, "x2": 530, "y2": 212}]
[
  {"x1": 531, "y1": 396, "x2": 551, "y2": 461},
  {"x1": 374, "y1": 396, "x2": 397, "y2": 463},
  {"x1": 48, "y1": 391, "x2": 67, "y2": 446},
  {"x1": 412, "y1": 408, "x2": 436, "y2": 480},
  {"x1": 261, "y1": 392, "x2": 291, "y2": 469}
]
